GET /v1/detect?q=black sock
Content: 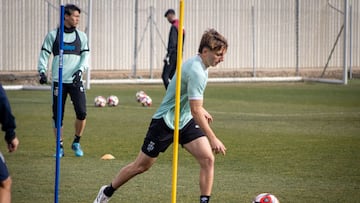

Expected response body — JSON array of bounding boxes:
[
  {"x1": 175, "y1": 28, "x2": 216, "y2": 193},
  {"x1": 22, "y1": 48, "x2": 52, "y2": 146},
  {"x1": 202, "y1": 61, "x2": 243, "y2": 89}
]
[
  {"x1": 200, "y1": 195, "x2": 210, "y2": 203},
  {"x1": 103, "y1": 184, "x2": 116, "y2": 197},
  {"x1": 73, "y1": 135, "x2": 81, "y2": 143}
]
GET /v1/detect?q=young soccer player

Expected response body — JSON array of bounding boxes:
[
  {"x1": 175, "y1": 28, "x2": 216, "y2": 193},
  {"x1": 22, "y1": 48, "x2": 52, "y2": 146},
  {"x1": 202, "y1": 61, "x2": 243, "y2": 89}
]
[
  {"x1": 94, "y1": 28, "x2": 228, "y2": 203},
  {"x1": 37, "y1": 4, "x2": 90, "y2": 157}
]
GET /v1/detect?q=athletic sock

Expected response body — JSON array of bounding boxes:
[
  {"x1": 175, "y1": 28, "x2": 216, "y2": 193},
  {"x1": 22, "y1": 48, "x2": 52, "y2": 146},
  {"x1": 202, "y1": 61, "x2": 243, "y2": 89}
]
[
  {"x1": 200, "y1": 195, "x2": 210, "y2": 203},
  {"x1": 103, "y1": 183, "x2": 116, "y2": 197},
  {"x1": 60, "y1": 140, "x2": 64, "y2": 148},
  {"x1": 73, "y1": 135, "x2": 81, "y2": 143}
]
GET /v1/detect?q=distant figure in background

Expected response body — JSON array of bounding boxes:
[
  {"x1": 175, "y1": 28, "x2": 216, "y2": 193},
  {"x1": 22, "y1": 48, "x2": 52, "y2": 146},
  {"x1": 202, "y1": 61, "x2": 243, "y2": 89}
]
[
  {"x1": 37, "y1": 4, "x2": 90, "y2": 158},
  {"x1": 0, "y1": 84, "x2": 20, "y2": 203},
  {"x1": 162, "y1": 8, "x2": 185, "y2": 89}
]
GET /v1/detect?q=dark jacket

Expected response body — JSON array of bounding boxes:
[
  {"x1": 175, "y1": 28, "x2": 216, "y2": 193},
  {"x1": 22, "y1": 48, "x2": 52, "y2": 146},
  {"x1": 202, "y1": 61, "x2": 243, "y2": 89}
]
[
  {"x1": 167, "y1": 19, "x2": 185, "y2": 63},
  {"x1": 0, "y1": 84, "x2": 16, "y2": 144}
]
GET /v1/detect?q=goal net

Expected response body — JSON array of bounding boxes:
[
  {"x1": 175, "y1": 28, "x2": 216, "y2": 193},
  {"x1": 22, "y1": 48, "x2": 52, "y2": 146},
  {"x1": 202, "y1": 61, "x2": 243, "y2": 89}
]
[{"x1": 297, "y1": 0, "x2": 349, "y2": 84}]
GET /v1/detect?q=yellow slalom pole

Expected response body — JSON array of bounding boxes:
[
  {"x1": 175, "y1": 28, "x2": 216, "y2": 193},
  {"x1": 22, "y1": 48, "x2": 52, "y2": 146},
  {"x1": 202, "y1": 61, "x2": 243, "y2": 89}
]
[{"x1": 171, "y1": 0, "x2": 184, "y2": 203}]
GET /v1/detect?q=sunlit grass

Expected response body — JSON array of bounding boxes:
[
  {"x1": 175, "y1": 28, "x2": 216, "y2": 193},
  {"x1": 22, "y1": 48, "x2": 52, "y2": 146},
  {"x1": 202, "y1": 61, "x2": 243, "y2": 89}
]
[{"x1": 3, "y1": 80, "x2": 360, "y2": 202}]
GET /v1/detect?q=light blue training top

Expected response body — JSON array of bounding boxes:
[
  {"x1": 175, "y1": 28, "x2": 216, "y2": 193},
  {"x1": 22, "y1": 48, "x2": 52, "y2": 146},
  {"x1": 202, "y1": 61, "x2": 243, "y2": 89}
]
[
  {"x1": 37, "y1": 28, "x2": 90, "y2": 84},
  {"x1": 153, "y1": 55, "x2": 208, "y2": 130}
]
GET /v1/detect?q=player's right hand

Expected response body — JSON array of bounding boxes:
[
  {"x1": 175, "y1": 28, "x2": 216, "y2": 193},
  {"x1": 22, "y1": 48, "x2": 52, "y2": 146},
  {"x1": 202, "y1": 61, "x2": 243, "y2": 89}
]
[
  {"x1": 163, "y1": 56, "x2": 170, "y2": 65},
  {"x1": 210, "y1": 137, "x2": 227, "y2": 155},
  {"x1": 72, "y1": 70, "x2": 82, "y2": 87},
  {"x1": 7, "y1": 136, "x2": 19, "y2": 153},
  {"x1": 39, "y1": 72, "x2": 47, "y2": 84}
]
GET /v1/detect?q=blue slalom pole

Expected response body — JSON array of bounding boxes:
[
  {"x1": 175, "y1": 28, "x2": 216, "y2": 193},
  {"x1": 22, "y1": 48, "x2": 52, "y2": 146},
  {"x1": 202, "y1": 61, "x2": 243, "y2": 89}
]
[{"x1": 54, "y1": 5, "x2": 64, "y2": 203}]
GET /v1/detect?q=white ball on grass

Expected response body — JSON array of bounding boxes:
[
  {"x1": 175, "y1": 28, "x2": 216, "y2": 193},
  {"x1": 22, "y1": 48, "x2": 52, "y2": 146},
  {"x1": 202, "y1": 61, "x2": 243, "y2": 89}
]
[
  {"x1": 94, "y1": 96, "x2": 107, "y2": 107},
  {"x1": 135, "y1": 91, "x2": 146, "y2": 102},
  {"x1": 107, "y1": 95, "x2": 119, "y2": 107},
  {"x1": 252, "y1": 193, "x2": 280, "y2": 203},
  {"x1": 140, "y1": 95, "x2": 152, "y2": 107}
]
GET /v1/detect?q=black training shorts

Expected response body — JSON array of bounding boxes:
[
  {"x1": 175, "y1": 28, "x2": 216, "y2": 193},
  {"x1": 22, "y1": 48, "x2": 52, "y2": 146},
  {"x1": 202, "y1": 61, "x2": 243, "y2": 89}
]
[
  {"x1": 141, "y1": 118, "x2": 205, "y2": 158},
  {"x1": 0, "y1": 152, "x2": 9, "y2": 181},
  {"x1": 52, "y1": 82, "x2": 87, "y2": 126}
]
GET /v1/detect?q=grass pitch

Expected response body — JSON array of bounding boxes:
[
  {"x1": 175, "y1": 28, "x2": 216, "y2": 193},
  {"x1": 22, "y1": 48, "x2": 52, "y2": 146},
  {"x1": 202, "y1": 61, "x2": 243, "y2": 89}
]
[{"x1": 3, "y1": 80, "x2": 360, "y2": 202}]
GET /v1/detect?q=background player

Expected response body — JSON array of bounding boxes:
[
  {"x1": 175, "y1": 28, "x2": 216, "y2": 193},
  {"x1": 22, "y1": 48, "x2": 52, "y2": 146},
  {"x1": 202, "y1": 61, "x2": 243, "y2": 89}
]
[{"x1": 37, "y1": 4, "x2": 90, "y2": 157}]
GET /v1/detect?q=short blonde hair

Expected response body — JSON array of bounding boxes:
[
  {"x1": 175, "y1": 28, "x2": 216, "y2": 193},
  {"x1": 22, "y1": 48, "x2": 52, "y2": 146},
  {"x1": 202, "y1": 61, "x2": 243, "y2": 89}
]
[{"x1": 198, "y1": 29, "x2": 228, "y2": 53}]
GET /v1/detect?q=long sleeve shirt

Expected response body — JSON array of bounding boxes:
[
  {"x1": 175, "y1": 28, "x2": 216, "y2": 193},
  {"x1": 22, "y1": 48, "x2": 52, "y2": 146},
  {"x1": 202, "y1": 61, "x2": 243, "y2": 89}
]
[
  {"x1": 0, "y1": 84, "x2": 16, "y2": 144},
  {"x1": 37, "y1": 27, "x2": 90, "y2": 84},
  {"x1": 167, "y1": 19, "x2": 185, "y2": 60}
]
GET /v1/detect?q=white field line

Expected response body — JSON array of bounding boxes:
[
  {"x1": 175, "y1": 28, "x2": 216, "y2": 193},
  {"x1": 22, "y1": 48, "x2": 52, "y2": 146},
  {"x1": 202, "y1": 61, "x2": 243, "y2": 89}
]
[
  {"x1": 211, "y1": 111, "x2": 360, "y2": 117},
  {"x1": 3, "y1": 77, "x2": 304, "y2": 90}
]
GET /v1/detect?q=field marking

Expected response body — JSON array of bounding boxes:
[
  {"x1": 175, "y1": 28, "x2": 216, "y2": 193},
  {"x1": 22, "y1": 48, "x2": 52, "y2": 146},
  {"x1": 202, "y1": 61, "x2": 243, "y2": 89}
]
[{"x1": 211, "y1": 111, "x2": 360, "y2": 118}]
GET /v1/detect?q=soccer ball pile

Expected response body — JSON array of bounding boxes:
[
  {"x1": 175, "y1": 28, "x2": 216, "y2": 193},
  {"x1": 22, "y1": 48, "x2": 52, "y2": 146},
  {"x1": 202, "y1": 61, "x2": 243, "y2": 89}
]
[
  {"x1": 94, "y1": 95, "x2": 119, "y2": 107},
  {"x1": 135, "y1": 91, "x2": 152, "y2": 107},
  {"x1": 252, "y1": 193, "x2": 280, "y2": 203}
]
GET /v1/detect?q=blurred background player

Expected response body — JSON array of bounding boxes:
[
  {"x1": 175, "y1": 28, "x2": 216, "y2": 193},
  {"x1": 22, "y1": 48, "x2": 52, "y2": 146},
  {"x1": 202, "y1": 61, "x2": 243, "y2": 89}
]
[
  {"x1": 0, "y1": 84, "x2": 20, "y2": 203},
  {"x1": 94, "y1": 29, "x2": 228, "y2": 203},
  {"x1": 161, "y1": 8, "x2": 185, "y2": 89},
  {"x1": 37, "y1": 4, "x2": 90, "y2": 157}
]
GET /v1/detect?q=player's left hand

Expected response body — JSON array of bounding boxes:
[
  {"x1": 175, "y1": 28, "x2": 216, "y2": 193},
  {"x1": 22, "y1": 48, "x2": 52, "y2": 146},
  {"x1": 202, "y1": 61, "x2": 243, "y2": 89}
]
[{"x1": 72, "y1": 70, "x2": 82, "y2": 86}]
